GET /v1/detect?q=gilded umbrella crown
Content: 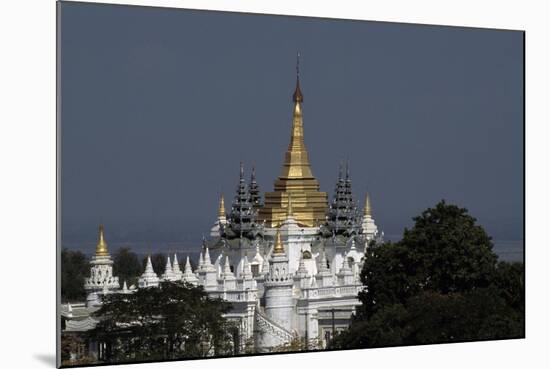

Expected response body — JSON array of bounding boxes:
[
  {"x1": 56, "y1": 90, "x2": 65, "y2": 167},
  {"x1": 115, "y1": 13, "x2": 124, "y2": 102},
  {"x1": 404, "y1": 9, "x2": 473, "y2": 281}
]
[
  {"x1": 273, "y1": 230, "x2": 285, "y2": 255},
  {"x1": 95, "y1": 224, "x2": 109, "y2": 257}
]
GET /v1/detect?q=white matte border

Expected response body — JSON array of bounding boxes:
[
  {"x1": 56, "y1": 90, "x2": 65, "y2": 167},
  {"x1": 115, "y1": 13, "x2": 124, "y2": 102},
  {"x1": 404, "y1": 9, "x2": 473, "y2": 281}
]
[{"x1": 2, "y1": 1, "x2": 548, "y2": 369}]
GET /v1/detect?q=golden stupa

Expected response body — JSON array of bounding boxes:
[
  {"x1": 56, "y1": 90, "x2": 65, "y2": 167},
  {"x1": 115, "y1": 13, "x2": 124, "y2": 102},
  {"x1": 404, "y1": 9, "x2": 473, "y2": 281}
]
[
  {"x1": 258, "y1": 57, "x2": 328, "y2": 227},
  {"x1": 95, "y1": 224, "x2": 110, "y2": 257}
]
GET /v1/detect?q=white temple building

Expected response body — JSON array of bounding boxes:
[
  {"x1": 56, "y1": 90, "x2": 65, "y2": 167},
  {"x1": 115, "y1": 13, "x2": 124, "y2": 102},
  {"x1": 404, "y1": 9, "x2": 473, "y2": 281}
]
[{"x1": 61, "y1": 62, "x2": 384, "y2": 354}]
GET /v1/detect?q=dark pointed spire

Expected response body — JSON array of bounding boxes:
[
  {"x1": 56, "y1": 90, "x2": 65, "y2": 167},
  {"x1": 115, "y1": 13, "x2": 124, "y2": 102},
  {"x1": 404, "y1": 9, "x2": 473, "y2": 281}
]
[
  {"x1": 292, "y1": 52, "x2": 304, "y2": 103},
  {"x1": 326, "y1": 161, "x2": 361, "y2": 237},
  {"x1": 249, "y1": 165, "x2": 262, "y2": 208},
  {"x1": 227, "y1": 162, "x2": 262, "y2": 240}
]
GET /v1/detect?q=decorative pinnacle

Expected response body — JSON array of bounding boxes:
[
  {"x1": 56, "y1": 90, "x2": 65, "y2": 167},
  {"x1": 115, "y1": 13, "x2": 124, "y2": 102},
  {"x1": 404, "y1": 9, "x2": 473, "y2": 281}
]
[
  {"x1": 184, "y1": 256, "x2": 193, "y2": 273},
  {"x1": 218, "y1": 194, "x2": 226, "y2": 218},
  {"x1": 273, "y1": 230, "x2": 285, "y2": 255},
  {"x1": 239, "y1": 162, "x2": 244, "y2": 179},
  {"x1": 292, "y1": 52, "x2": 303, "y2": 103},
  {"x1": 364, "y1": 192, "x2": 372, "y2": 217},
  {"x1": 224, "y1": 256, "x2": 232, "y2": 274},
  {"x1": 95, "y1": 224, "x2": 109, "y2": 257},
  {"x1": 145, "y1": 255, "x2": 155, "y2": 273}
]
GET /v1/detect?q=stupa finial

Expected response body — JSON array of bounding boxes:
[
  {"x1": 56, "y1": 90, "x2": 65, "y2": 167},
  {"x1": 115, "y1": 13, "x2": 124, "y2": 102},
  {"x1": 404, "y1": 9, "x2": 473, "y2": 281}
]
[{"x1": 95, "y1": 224, "x2": 109, "y2": 257}]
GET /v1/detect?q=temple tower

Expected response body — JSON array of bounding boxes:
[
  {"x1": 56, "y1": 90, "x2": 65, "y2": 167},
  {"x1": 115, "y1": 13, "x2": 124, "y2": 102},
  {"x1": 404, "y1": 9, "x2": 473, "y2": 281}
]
[
  {"x1": 84, "y1": 225, "x2": 120, "y2": 300},
  {"x1": 323, "y1": 162, "x2": 361, "y2": 237},
  {"x1": 225, "y1": 163, "x2": 262, "y2": 240},
  {"x1": 263, "y1": 230, "x2": 294, "y2": 331},
  {"x1": 258, "y1": 55, "x2": 328, "y2": 228}
]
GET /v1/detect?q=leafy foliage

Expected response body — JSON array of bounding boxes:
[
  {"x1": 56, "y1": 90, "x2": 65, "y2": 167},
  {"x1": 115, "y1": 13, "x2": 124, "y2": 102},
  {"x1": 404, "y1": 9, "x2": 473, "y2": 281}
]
[
  {"x1": 330, "y1": 201, "x2": 524, "y2": 349},
  {"x1": 90, "y1": 281, "x2": 237, "y2": 363},
  {"x1": 61, "y1": 249, "x2": 88, "y2": 302},
  {"x1": 61, "y1": 333, "x2": 96, "y2": 366}
]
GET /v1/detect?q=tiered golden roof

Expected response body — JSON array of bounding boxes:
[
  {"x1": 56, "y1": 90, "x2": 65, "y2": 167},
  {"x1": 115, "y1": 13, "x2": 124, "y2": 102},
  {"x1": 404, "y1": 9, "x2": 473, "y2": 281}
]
[
  {"x1": 258, "y1": 57, "x2": 328, "y2": 227},
  {"x1": 95, "y1": 224, "x2": 109, "y2": 257}
]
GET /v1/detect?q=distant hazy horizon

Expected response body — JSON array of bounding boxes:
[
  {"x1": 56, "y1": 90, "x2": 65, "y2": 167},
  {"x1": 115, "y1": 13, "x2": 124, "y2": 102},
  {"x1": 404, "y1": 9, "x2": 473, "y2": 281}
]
[{"x1": 60, "y1": 3, "x2": 524, "y2": 260}]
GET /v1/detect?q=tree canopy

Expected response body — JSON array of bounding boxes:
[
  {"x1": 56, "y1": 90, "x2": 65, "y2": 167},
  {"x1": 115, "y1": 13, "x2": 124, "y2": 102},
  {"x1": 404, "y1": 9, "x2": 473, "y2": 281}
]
[
  {"x1": 330, "y1": 200, "x2": 524, "y2": 349},
  {"x1": 90, "y1": 281, "x2": 237, "y2": 363},
  {"x1": 61, "y1": 249, "x2": 88, "y2": 302},
  {"x1": 112, "y1": 247, "x2": 142, "y2": 287}
]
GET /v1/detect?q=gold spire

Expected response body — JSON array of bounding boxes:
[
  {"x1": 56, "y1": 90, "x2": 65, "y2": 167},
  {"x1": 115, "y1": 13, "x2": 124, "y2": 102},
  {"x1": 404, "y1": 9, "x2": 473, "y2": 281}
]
[
  {"x1": 218, "y1": 194, "x2": 226, "y2": 218},
  {"x1": 273, "y1": 230, "x2": 285, "y2": 255},
  {"x1": 283, "y1": 59, "x2": 313, "y2": 180},
  {"x1": 364, "y1": 193, "x2": 372, "y2": 217},
  {"x1": 257, "y1": 53, "x2": 328, "y2": 227},
  {"x1": 95, "y1": 224, "x2": 109, "y2": 257}
]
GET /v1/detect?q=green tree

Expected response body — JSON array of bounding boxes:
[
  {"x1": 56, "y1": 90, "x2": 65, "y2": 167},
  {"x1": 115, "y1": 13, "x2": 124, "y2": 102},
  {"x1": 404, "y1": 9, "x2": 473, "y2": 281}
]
[
  {"x1": 330, "y1": 200, "x2": 524, "y2": 349},
  {"x1": 113, "y1": 247, "x2": 142, "y2": 287},
  {"x1": 61, "y1": 249, "x2": 88, "y2": 302},
  {"x1": 90, "y1": 281, "x2": 236, "y2": 363}
]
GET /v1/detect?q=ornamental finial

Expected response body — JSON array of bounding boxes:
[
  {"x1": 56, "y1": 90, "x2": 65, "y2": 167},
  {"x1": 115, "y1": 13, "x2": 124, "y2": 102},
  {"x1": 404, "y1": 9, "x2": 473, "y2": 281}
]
[
  {"x1": 273, "y1": 229, "x2": 285, "y2": 255},
  {"x1": 218, "y1": 194, "x2": 226, "y2": 218},
  {"x1": 292, "y1": 52, "x2": 303, "y2": 103},
  {"x1": 364, "y1": 192, "x2": 372, "y2": 217},
  {"x1": 95, "y1": 224, "x2": 109, "y2": 257}
]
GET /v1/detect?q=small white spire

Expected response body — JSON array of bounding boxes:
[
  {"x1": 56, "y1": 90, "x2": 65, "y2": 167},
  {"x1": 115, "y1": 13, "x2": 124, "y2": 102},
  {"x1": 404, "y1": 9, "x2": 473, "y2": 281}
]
[
  {"x1": 184, "y1": 256, "x2": 193, "y2": 273},
  {"x1": 122, "y1": 280, "x2": 128, "y2": 292},
  {"x1": 145, "y1": 255, "x2": 155, "y2": 273},
  {"x1": 182, "y1": 255, "x2": 199, "y2": 285},
  {"x1": 162, "y1": 255, "x2": 176, "y2": 281},
  {"x1": 173, "y1": 253, "x2": 182, "y2": 278},
  {"x1": 224, "y1": 255, "x2": 232, "y2": 275},
  {"x1": 198, "y1": 252, "x2": 204, "y2": 267},
  {"x1": 165, "y1": 255, "x2": 173, "y2": 274},
  {"x1": 204, "y1": 247, "x2": 212, "y2": 266},
  {"x1": 242, "y1": 254, "x2": 253, "y2": 279}
]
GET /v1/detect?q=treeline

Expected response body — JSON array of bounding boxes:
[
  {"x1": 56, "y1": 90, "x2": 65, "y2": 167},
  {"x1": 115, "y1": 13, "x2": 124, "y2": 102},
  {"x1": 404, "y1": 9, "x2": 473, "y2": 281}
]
[
  {"x1": 60, "y1": 248, "x2": 196, "y2": 302},
  {"x1": 61, "y1": 281, "x2": 238, "y2": 365},
  {"x1": 330, "y1": 201, "x2": 524, "y2": 349}
]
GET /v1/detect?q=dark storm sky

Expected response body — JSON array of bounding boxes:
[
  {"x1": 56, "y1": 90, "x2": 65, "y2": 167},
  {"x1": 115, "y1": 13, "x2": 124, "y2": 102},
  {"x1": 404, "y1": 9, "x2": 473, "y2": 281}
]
[{"x1": 60, "y1": 3, "x2": 524, "y2": 251}]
